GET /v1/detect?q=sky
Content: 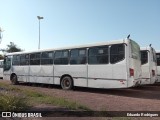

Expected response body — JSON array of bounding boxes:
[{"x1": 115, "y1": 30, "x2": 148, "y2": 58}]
[{"x1": 0, "y1": 0, "x2": 160, "y2": 53}]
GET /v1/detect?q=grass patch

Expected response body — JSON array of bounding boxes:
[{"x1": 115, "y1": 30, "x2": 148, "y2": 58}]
[
  {"x1": 31, "y1": 95, "x2": 90, "y2": 110},
  {"x1": 0, "y1": 82, "x2": 9, "y2": 88},
  {"x1": 23, "y1": 89, "x2": 44, "y2": 97},
  {"x1": 0, "y1": 92, "x2": 29, "y2": 111},
  {"x1": 24, "y1": 89, "x2": 91, "y2": 111},
  {"x1": 0, "y1": 81, "x2": 91, "y2": 111}
]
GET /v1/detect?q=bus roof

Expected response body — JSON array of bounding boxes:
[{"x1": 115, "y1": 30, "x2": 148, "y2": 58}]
[
  {"x1": 140, "y1": 46, "x2": 156, "y2": 51},
  {"x1": 156, "y1": 50, "x2": 160, "y2": 53},
  {"x1": 5, "y1": 38, "x2": 133, "y2": 56}
]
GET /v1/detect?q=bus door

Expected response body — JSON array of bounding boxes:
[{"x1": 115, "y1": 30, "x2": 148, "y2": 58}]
[{"x1": 3, "y1": 56, "x2": 12, "y2": 80}]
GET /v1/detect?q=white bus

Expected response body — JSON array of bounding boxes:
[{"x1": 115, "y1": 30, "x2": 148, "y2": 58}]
[
  {"x1": 3, "y1": 38, "x2": 141, "y2": 89},
  {"x1": 156, "y1": 51, "x2": 160, "y2": 82},
  {"x1": 0, "y1": 60, "x2": 3, "y2": 79},
  {"x1": 140, "y1": 46, "x2": 157, "y2": 84}
]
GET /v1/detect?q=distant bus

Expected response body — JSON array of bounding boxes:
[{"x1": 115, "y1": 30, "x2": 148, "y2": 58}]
[
  {"x1": 3, "y1": 38, "x2": 141, "y2": 89},
  {"x1": 0, "y1": 60, "x2": 3, "y2": 79},
  {"x1": 140, "y1": 46, "x2": 157, "y2": 84},
  {"x1": 156, "y1": 51, "x2": 160, "y2": 82}
]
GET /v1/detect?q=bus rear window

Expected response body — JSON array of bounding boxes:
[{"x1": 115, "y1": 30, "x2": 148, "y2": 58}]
[
  {"x1": 141, "y1": 50, "x2": 148, "y2": 65},
  {"x1": 110, "y1": 44, "x2": 124, "y2": 64},
  {"x1": 156, "y1": 53, "x2": 160, "y2": 66}
]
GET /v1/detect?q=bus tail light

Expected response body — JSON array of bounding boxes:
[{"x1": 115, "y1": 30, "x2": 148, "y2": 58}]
[
  {"x1": 130, "y1": 68, "x2": 134, "y2": 77},
  {"x1": 152, "y1": 70, "x2": 155, "y2": 76}
]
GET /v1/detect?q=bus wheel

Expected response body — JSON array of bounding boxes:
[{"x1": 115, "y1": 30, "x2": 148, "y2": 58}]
[
  {"x1": 11, "y1": 75, "x2": 19, "y2": 85},
  {"x1": 61, "y1": 76, "x2": 73, "y2": 90}
]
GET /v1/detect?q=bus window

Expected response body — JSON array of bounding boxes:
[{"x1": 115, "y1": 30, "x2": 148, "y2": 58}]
[
  {"x1": 110, "y1": 44, "x2": 125, "y2": 64},
  {"x1": 156, "y1": 53, "x2": 160, "y2": 66},
  {"x1": 88, "y1": 46, "x2": 108, "y2": 64},
  {"x1": 30, "y1": 53, "x2": 40, "y2": 65},
  {"x1": 41, "y1": 52, "x2": 53, "y2": 65},
  {"x1": 0, "y1": 61, "x2": 3, "y2": 68},
  {"x1": 54, "y1": 50, "x2": 69, "y2": 65},
  {"x1": 70, "y1": 49, "x2": 86, "y2": 64},
  {"x1": 12, "y1": 55, "x2": 20, "y2": 65},
  {"x1": 141, "y1": 51, "x2": 148, "y2": 65},
  {"x1": 20, "y1": 54, "x2": 29, "y2": 65}
]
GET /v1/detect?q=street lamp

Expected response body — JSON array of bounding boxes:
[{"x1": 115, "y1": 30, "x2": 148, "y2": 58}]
[{"x1": 37, "y1": 16, "x2": 44, "y2": 50}]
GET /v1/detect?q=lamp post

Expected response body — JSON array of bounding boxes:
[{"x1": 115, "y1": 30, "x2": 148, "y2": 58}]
[{"x1": 37, "y1": 16, "x2": 44, "y2": 50}]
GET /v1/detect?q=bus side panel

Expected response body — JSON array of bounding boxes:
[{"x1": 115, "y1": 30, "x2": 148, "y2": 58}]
[
  {"x1": 150, "y1": 62, "x2": 157, "y2": 84},
  {"x1": 3, "y1": 72, "x2": 10, "y2": 81},
  {"x1": 29, "y1": 66, "x2": 53, "y2": 84},
  {"x1": 0, "y1": 68, "x2": 3, "y2": 78},
  {"x1": 29, "y1": 66, "x2": 41, "y2": 83},
  {"x1": 13, "y1": 66, "x2": 29, "y2": 82},
  {"x1": 112, "y1": 61, "x2": 127, "y2": 80},
  {"x1": 88, "y1": 80, "x2": 127, "y2": 88},
  {"x1": 128, "y1": 41, "x2": 141, "y2": 87},
  {"x1": 88, "y1": 62, "x2": 127, "y2": 88},
  {"x1": 141, "y1": 47, "x2": 157, "y2": 85},
  {"x1": 141, "y1": 64, "x2": 151, "y2": 84},
  {"x1": 39, "y1": 65, "x2": 54, "y2": 84},
  {"x1": 54, "y1": 65, "x2": 87, "y2": 87},
  {"x1": 149, "y1": 50, "x2": 157, "y2": 84}
]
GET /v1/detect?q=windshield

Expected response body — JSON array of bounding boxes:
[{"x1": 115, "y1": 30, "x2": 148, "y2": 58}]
[
  {"x1": 4, "y1": 56, "x2": 11, "y2": 71},
  {"x1": 130, "y1": 40, "x2": 140, "y2": 60}
]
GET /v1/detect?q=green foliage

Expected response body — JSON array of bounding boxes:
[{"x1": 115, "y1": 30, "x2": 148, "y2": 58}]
[
  {"x1": 32, "y1": 95, "x2": 91, "y2": 111},
  {"x1": 24, "y1": 89, "x2": 91, "y2": 111},
  {"x1": 6, "y1": 42, "x2": 23, "y2": 53},
  {"x1": 0, "y1": 92, "x2": 29, "y2": 111},
  {"x1": 0, "y1": 82, "x2": 91, "y2": 111},
  {"x1": 23, "y1": 90, "x2": 44, "y2": 97}
]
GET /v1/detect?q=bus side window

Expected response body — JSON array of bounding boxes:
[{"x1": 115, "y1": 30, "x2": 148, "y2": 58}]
[
  {"x1": 41, "y1": 52, "x2": 53, "y2": 65},
  {"x1": 88, "y1": 46, "x2": 108, "y2": 64},
  {"x1": 12, "y1": 55, "x2": 20, "y2": 65},
  {"x1": 70, "y1": 49, "x2": 86, "y2": 64},
  {"x1": 54, "y1": 50, "x2": 69, "y2": 65},
  {"x1": 110, "y1": 44, "x2": 125, "y2": 64},
  {"x1": 20, "y1": 54, "x2": 29, "y2": 65},
  {"x1": 141, "y1": 51, "x2": 148, "y2": 65},
  {"x1": 30, "y1": 53, "x2": 40, "y2": 65}
]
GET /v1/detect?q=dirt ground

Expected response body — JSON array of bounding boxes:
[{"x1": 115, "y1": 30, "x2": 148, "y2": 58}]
[{"x1": 1, "y1": 79, "x2": 160, "y2": 120}]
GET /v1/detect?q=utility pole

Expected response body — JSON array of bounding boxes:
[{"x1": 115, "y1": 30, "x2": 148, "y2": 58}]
[{"x1": 37, "y1": 16, "x2": 44, "y2": 50}]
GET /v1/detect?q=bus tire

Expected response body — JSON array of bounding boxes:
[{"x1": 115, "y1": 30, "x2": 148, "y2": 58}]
[
  {"x1": 61, "y1": 76, "x2": 73, "y2": 90},
  {"x1": 11, "y1": 75, "x2": 19, "y2": 85}
]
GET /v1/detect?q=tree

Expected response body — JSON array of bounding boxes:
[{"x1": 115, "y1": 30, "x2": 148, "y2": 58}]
[
  {"x1": 0, "y1": 54, "x2": 4, "y2": 60},
  {"x1": 6, "y1": 42, "x2": 23, "y2": 53}
]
